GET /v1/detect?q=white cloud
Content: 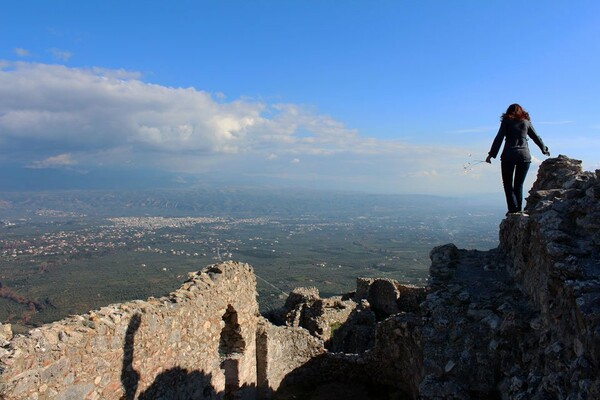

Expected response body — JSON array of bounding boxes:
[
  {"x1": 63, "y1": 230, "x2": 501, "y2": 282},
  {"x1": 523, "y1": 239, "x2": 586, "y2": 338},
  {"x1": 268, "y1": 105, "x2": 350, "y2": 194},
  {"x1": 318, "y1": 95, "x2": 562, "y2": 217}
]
[
  {"x1": 14, "y1": 48, "x2": 30, "y2": 57},
  {"x1": 26, "y1": 153, "x2": 77, "y2": 169},
  {"x1": 0, "y1": 61, "x2": 502, "y2": 194},
  {"x1": 49, "y1": 48, "x2": 73, "y2": 61},
  {"x1": 410, "y1": 170, "x2": 439, "y2": 178},
  {"x1": 0, "y1": 62, "x2": 263, "y2": 156}
]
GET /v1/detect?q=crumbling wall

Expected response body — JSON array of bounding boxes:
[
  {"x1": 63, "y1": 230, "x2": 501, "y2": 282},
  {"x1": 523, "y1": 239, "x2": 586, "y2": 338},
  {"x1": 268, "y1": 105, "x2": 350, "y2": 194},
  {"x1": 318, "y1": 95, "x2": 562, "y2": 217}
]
[
  {"x1": 267, "y1": 278, "x2": 427, "y2": 399},
  {"x1": 363, "y1": 312, "x2": 423, "y2": 396},
  {"x1": 269, "y1": 312, "x2": 422, "y2": 400},
  {"x1": 500, "y1": 155, "x2": 600, "y2": 370},
  {"x1": 495, "y1": 155, "x2": 600, "y2": 397},
  {"x1": 355, "y1": 277, "x2": 424, "y2": 315},
  {"x1": 272, "y1": 287, "x2": 358, "y2": 346},
  {"x1": 415, "y1": 156, "x2": 600, "y2": 399},
  {"x1": 0, "y1": 261, "x2": 260, "y2": 400},
  {"x1": 255, "y1": 318, "x2": 324, "y2": 397}
]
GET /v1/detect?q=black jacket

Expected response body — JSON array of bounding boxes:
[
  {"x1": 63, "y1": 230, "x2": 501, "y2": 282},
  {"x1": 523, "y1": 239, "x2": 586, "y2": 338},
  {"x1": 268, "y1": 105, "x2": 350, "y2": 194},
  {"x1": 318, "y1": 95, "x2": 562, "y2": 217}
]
[{"x1": 488, "y1": 118, "x2": 547, "y2": 163}]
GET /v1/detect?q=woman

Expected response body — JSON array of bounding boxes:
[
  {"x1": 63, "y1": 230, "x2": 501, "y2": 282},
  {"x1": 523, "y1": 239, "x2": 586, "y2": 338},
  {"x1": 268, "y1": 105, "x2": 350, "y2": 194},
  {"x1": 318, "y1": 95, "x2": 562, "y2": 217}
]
[{"x1": 486, "y1": 104, "x2": 550, "y2": 215}]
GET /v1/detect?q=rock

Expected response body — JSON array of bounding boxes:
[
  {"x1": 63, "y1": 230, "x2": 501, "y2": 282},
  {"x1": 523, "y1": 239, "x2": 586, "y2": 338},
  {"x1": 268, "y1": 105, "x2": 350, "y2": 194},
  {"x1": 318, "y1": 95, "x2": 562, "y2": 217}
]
[{"x1": 0, "y1": 323, "x2": 12, "y2": 342}]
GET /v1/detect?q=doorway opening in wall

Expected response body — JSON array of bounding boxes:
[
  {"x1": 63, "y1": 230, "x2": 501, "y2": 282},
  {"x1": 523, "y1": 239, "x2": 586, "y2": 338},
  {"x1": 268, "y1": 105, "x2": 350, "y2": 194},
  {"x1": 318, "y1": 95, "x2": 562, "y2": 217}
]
[{"x1": 219, "y1": 304, "x2": 245, "y2": 398}]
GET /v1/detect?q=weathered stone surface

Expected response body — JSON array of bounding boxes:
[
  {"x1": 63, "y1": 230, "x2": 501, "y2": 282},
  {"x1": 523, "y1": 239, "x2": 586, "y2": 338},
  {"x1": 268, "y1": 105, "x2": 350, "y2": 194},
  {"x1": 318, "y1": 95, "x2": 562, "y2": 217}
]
[
  {"x1": 496, "y1": 155, "x2": 600, "y2": 399},
  {"x1": 328, "y1": 299, "x2": 376, "y2": 353},
  {"x1": 419, "y1": 247, "x2": 541, "y2": 399},
  {"x1": 354, "y1": 277, "x2": 426, "y2": 317},
  {"x1": 429, "y1": 243, "x2": 460, "y2": 282},
  {"x1": 418, "y1": 155, "x2": 600, "y2": 399},
  {"x1": 273, "y1": 287, "x2": 358, "y2": 344},
  {"x1": 271, "y1": 276, "x2": 426, "y2": 355},
  {"x1": 256, "y1": 318, "x2": 324, "y2": 396},
  {"x1": 0, "y1": 261, "x2": 261, "y2": 400},
  {"x1": 0, "y1": 323, "x2": 12, "y2": 342}
]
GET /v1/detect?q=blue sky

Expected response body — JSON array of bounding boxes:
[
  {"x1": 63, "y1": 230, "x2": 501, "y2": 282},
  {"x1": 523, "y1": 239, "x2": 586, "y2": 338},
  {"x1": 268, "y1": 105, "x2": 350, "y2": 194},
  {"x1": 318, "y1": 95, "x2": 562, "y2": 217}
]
[{"x1": 1, "y1": 1, "x2": 599, "y2": 195}]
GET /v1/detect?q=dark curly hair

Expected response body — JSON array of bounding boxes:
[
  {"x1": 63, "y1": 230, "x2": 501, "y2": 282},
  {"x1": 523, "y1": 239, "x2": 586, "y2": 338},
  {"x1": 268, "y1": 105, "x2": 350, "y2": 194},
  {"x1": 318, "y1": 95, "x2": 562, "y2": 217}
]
[{"x1": 501, "y1": 103, "x2": 530, "y2": 121}]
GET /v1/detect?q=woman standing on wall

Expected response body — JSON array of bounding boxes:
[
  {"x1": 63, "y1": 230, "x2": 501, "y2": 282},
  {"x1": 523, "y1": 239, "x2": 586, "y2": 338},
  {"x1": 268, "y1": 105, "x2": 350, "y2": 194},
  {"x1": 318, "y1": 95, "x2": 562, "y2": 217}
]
[{"x1": 486, "y1": 104, "x2": 550, "y2": 215}]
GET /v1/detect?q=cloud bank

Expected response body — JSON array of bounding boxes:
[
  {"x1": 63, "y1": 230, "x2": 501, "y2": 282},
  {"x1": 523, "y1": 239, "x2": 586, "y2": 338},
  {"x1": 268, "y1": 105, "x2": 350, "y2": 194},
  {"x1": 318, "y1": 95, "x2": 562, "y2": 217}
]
[
  {"x1": 26, "y1": 153, "x2": 77, "y2": 169},
  {"x1": 14, "y1": 48, "x2": 30, "y2": 57},
  {"x1": 0, "y1": 61, "x2": 495, "y2": 194}
]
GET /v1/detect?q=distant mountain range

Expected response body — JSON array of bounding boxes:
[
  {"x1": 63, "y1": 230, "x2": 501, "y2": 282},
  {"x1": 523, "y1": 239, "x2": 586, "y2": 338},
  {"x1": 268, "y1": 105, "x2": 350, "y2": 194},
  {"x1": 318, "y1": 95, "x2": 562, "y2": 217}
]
[
  {"x1": 0, "y1": 186, "x2": 503, "y2": 219},
  {"x1": 0, "y1": 165, "x2": 195, "y2": 191},
  {"x1": 0, "y1": 163, "x2": 503, "y2": 218}
]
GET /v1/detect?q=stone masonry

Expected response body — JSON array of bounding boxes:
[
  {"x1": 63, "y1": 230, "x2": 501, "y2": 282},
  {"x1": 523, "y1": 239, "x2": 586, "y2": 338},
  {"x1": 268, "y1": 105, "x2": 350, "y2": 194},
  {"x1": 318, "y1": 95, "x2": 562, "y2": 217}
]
[
  {"x1": 0, "y1": 262, "x2": 325, "y2": 400},
  {"x1": 415, "y1": 155, "x2": 600, "y2": 398}
]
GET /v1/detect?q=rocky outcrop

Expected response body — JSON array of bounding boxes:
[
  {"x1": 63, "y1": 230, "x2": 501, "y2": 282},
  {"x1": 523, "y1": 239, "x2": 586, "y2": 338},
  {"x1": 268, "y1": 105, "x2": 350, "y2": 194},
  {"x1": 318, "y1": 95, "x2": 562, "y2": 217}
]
[
  {"x1": 419, "y1": 245, "x2": 540, "y2": 398},
  {"x1": 417, "y1": 155, "x2": 600, "y2": 399},
  {"x1": 499, "y1": 155, "x2": 600, "y2": 398}
]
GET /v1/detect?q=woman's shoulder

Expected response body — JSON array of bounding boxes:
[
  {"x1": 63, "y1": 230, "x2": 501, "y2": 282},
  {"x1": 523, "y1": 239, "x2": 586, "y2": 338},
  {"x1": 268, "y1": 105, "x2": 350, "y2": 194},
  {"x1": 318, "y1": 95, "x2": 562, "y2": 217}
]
[{"x1": 505, "y1": 118, "x2": 530, "y2": 127}]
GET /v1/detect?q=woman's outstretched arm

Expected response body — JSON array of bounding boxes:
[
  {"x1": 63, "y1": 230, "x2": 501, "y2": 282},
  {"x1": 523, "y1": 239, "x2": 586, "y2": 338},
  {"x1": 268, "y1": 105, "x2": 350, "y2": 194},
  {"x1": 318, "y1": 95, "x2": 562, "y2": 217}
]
[
  {"x1": 527, "y1": 123, "x2": 550, "y2": 156},
  {"x1": 486, "y1": 121, "x2": 506, "y2": 163}
]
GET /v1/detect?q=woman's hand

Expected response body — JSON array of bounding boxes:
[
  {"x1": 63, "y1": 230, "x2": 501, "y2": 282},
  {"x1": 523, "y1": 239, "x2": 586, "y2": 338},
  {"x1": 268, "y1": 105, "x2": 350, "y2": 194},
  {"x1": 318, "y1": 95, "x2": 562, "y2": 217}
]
[
  {"x1": 485, "y1": 155, "x2": 492, "y2": 164},
  {"x1": 543, "y1": 147, "x2": 551, "y2": 156}
]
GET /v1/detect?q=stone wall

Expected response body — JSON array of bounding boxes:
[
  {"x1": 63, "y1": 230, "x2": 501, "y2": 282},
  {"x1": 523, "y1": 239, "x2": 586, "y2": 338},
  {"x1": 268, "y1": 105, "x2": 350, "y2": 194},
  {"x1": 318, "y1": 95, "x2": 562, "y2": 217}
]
[
  {"x1": 255, "y1": 319, "x2": 324, "y2": 397},
  {"x1": 0, "y1": 261, "x2": 335, "y2": 400},
  {"x1": 500, "y1": 155, "x2": 600, "y2": 372},
  {"x1": 272, "y1": 287, "x2": 358, "y2": 346},
  {"x1": 267, "y1": 279, "x2": 427, "y2": 399},
  {"x1": 0, "y1": 262, "x2": 262, "y2": 400},
  {"x1": 411, "y1": 155, "x2": 600, "y2": 398},
  {"x1": 2, "y1": 260, "x2": 417, "y2": 400},
  {"x1": 493, "y1": 155, "x2": 600, "y2": 397}
]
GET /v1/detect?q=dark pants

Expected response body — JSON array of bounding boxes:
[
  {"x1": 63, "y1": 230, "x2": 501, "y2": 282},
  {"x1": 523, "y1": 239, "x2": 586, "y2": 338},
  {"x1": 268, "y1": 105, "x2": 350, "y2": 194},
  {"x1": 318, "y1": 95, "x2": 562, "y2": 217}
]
[{"x1": 501, "y1": 160, "x2": 530, "y2": 213}]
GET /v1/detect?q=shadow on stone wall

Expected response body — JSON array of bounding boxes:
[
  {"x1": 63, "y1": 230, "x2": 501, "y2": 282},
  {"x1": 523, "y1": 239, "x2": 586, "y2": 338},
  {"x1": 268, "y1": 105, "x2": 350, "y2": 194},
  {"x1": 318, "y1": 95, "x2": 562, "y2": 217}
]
[
  {"x1": 120, "y1": 313, "x2": 227, "y2": 400},
  {"x1": 138, "y1": 367, "x2": 220, "y2": 400},
  {"x1": 326, "y1": 304, "x2": 376, "y2": 353},
  {"x1": 120, "y1": 313, "x2": 141, "y2": 400},
  {"x1": 118, "y1": 312, "x2": 390, "y2": 400},
  {"x1": 274, "y1": 353, "x2": 407, "y2": 400}
]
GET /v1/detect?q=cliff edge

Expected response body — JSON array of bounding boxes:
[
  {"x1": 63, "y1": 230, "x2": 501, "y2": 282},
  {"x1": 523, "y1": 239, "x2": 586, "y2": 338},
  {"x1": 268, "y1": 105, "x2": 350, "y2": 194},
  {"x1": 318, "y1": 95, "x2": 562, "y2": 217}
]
[{"x1": 417, "y1": 155, "x2": 600, "y2": 399}]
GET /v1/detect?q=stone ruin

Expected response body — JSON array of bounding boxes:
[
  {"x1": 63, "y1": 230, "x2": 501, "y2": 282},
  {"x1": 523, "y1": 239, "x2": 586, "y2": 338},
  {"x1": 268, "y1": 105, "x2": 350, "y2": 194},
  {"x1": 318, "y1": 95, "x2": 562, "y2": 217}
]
[
  {"x1": 1, "y1": 154, "x2": 599, "y2": 399},
  {"x1": 0, "y1": 263, "x2": 424, "y2": 399}
]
